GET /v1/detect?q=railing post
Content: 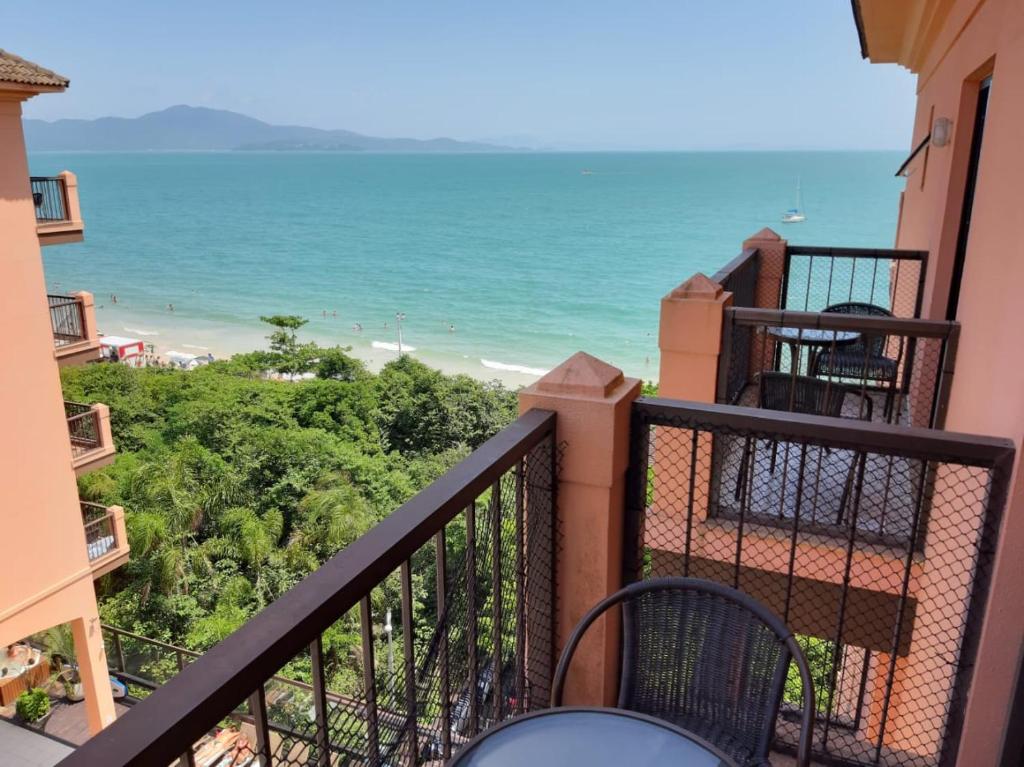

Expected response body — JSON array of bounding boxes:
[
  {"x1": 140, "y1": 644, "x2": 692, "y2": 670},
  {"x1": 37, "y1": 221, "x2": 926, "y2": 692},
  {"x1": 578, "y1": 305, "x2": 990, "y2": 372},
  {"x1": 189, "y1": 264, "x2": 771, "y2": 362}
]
[
  {"x1": 518, "y1": 352, "x2": 640, "y2": 706},
  {"x1": 658, "y1": 273, "x2": 731, "y2": 402},
  {"x1": 743, "y1": 228, "x2": 787, "y2": 309},
  {"x1": 58, "y1": 170, "x2": 84, "y2": 229}
]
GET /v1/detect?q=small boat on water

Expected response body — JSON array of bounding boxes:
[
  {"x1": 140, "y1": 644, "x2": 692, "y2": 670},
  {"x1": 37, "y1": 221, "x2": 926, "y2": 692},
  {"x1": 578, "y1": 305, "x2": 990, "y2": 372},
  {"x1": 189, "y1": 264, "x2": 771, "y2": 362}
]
[{"x1": 782, "y1": 178, "x2": 806, "y2": 223}]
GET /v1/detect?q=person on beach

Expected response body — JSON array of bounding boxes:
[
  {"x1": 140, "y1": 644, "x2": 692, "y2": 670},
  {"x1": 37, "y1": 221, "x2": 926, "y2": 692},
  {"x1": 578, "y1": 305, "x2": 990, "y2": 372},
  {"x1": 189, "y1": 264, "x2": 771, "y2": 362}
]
[{"x1": 111, "y1": 294, "x2": 118, "y2": 304}]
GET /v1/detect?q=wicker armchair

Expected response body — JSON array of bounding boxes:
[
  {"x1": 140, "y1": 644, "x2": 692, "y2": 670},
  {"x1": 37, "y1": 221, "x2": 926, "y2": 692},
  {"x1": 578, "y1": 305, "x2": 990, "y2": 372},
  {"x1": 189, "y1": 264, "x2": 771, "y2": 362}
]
[
  {"x1": 735, "y1": 372, "x2": 872, "y2": 505},
  {"x1": 551, "y1": 578, "x2": 815, "y2": 767},
  {"x1": 811, "y1": 302, "x2": 902, "y2": 419}
]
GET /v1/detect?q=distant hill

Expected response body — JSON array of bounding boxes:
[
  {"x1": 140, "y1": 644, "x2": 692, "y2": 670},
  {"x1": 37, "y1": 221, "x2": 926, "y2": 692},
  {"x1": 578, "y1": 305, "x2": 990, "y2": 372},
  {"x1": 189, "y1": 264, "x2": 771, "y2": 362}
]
[{"x1": 23, "y1": 105, "x2": 513, "y2": 152}]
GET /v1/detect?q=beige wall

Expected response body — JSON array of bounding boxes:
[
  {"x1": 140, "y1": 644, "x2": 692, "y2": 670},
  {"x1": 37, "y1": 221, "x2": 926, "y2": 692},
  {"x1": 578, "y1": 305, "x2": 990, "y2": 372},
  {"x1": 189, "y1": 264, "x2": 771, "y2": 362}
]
[
  {"x1": 887, "y1": 0, "x2": 1024, "y2": 761},
  {"x1": 0, "y1": 91, "x2": 116, "y2": 731}
]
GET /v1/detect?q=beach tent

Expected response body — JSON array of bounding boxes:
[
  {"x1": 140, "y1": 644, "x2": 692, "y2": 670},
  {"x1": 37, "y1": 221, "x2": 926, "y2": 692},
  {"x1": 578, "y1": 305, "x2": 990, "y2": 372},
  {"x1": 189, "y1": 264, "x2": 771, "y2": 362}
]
[{"x1": 99, "y1": 336, "x2": 146, "y2": 367}]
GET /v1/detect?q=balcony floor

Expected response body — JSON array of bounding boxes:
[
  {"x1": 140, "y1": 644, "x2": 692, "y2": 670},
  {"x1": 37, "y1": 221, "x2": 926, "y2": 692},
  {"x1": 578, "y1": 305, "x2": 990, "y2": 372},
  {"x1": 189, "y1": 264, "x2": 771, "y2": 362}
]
[{"x1": 716, "y1": 387, "x2": 921, "y2": 545}]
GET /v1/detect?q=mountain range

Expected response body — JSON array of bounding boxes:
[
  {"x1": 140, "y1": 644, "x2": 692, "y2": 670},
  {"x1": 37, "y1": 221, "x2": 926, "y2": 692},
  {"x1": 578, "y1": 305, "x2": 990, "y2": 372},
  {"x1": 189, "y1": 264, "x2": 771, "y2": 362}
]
[{"x1": 23, "y1": 105, "x2": 513, "y2": 152}]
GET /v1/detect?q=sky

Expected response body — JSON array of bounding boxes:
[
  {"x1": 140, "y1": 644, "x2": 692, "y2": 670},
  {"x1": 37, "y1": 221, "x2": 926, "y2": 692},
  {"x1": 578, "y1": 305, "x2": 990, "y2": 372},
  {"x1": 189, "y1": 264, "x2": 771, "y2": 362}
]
[{"x1": 3, "y1": 1, "x2": 917, "y2": 151}]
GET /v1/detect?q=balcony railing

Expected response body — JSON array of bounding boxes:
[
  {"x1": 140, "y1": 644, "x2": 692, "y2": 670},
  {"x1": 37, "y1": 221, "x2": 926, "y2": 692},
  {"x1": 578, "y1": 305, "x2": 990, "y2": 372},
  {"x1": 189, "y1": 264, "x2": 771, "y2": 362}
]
[
  {"x1": 31, "y1": 176, "x2": 70, "y2": 223},
  {"x1": 65, "y1": 400, "x2": 101, "y2": 457},
  {"x1": 717, "y1": 307, "x2": 960, "y2": 428},
  {"x1": 711, "y1": 247, "x2": 759, "y2": 310},
  {"x1": 81, "y1": 502, "x2": 119, "y2": 562},
  {"x1": 63, "y1": 409, "x2": 557, "y2": 767},
  {"x1": 781, "y1": 245, "x2": 928, "y2": 318},
  {"x1": 626, "y1": 397, "x2": 1014, "y2": 766},
  {"x1": 49, "y1": 294, "x2": 87, "y2": 348}
]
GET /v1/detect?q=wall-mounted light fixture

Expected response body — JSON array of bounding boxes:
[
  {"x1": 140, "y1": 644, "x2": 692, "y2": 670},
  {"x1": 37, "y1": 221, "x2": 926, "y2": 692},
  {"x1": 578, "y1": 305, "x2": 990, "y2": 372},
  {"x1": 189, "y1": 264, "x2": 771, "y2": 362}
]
[{"x1": 932, "y1": 117, "x2": 953, "y2": 147}]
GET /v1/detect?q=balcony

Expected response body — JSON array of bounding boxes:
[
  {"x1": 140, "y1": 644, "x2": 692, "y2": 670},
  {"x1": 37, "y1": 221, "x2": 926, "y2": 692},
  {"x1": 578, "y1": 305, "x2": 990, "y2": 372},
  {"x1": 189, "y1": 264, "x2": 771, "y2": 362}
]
[
  {"x1": 81, "y1": 501, "x2": 129, "y2": 577},
  {"x1": 65, "y1": 400, "x2": 115, "y2": 475},
  {"x1": 706, "y1": 237, "x2": 957, "y2": 430},
  {"x1": 32, "y1": 172, "x2": 84, "y2": 244},
  {"x1": 60, "y1": 367, "x2": 1014, "y2": 767},
  {"x1": 49, "y1": 292, "x2": 102, "y2": 366}
]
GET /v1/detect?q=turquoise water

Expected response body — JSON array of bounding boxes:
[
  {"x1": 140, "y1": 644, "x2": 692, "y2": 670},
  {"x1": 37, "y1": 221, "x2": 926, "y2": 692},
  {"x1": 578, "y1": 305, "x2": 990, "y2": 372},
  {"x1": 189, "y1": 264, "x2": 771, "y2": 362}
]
[{"x1": 31, "y1": 151, "x2": 903, "y2": 382}]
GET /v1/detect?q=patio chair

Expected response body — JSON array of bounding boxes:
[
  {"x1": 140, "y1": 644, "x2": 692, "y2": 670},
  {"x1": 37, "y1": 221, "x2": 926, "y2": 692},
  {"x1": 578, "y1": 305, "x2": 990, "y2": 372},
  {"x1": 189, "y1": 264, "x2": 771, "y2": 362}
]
[
  {"x1": 550, "y1": 577, "x2": 815, "y2": 767},
  {"x1": 735, "y1": 372, "x2": 872, "y2": 504},
  {"x1": 811, "y1": 302, "x2": 903, "y2": 420}
]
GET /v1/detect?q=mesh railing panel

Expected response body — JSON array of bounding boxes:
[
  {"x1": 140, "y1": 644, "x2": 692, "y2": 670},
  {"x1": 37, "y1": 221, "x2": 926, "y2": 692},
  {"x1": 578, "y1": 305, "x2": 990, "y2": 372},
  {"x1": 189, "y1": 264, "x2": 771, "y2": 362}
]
[
  {"x1": 31, "y1": 176, "x2": 70, "y2": 223},
  {"x1": 48, "y1": 294, "x2": 86, "y2": 347},
  {"x1": 625, "y1": 398, "x2": 1011, "y2": 767},
  {"x1": 65, "y1": 401, "x2": 101, "y2": 456},
  {"x1": 782, "y1": 247, "x2": 926, "y2": 318},
  {"x1": 77, "y1": 411, "x2": 557, "y2": 767},
  {"x1": 718, "y1": 308, "x2": 958, "y2": 430}
]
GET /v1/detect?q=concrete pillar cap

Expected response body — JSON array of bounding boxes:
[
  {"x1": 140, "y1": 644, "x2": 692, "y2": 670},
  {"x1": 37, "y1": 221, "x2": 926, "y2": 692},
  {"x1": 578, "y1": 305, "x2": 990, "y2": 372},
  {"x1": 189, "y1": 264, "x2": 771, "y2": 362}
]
[
  {"x1": 535, "y1": 351, "x2": 624, "y2": 398},
  {"x1": 668, "y1": 273, "x2": 724, "y2": 300},
  {"x1": 746, "y1": 227, "x2": 782, "y2": 241}
]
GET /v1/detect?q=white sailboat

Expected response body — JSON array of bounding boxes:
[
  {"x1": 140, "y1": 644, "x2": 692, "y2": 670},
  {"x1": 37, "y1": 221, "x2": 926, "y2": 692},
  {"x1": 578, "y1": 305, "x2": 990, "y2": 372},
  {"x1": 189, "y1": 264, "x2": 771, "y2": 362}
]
[{"x1": 782, "y1": 178, "x2": 806, "y2": 223}]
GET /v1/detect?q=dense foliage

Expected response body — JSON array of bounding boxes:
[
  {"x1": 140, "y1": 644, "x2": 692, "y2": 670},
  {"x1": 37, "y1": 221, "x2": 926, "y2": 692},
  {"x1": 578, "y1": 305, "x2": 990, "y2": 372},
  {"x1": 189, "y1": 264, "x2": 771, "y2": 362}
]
[{"x1": 63, "y1": 330, "x2": 517, "y2": 668}]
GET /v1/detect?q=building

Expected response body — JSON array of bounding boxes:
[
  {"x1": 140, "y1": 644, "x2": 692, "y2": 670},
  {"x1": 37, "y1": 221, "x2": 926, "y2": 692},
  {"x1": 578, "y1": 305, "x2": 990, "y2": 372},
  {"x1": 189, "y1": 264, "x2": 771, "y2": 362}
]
[
  {"x1": 0, "y1": 49, "x2": 125, "y2": 736},
  {"x1": 51, "y1": 1, "x2": 1024, "y2": 765}
]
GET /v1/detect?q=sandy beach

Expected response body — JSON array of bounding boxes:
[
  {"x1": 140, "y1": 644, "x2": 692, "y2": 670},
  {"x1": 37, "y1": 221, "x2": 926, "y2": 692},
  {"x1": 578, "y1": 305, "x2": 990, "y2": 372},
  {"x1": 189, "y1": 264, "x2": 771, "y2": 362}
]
[{"x1": 95, "y1": 304, "x2": 549, "y2": 389}]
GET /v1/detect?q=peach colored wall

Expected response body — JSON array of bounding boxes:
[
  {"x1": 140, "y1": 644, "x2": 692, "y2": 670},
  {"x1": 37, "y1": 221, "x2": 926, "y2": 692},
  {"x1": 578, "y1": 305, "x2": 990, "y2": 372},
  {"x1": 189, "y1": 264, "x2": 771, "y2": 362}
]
[
  {"x1": 883, "y1": 1, "x2": 1024, "y2": 761},
  {"x1": 0, "y1": 90, "x2": 116, "y2": 731}
]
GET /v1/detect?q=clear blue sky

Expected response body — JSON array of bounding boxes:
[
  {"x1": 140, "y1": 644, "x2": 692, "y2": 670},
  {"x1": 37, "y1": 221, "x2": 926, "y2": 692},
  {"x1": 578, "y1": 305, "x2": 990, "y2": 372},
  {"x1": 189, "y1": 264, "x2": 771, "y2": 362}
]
[{"x1": 3, "y1": 0, "x2": 917, "y2": 150}]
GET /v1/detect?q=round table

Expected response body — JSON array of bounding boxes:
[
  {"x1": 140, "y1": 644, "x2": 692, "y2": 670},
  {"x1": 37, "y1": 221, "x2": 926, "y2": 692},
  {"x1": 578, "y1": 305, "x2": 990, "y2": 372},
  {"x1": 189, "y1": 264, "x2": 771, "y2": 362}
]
[
  {"x1": 447, "y1": 707, "x2": 737, "y2": 767},
  {"x1": 767, "y1": 326, "x2": 860, "y2": 376}
]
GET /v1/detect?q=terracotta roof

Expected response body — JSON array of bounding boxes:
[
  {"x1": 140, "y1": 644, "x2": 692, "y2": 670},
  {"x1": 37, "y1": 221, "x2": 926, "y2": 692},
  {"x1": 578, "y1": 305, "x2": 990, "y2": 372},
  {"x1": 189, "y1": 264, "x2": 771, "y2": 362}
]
[{"x1": 0, "y1": 49, "x2": 68, "y2": 89}]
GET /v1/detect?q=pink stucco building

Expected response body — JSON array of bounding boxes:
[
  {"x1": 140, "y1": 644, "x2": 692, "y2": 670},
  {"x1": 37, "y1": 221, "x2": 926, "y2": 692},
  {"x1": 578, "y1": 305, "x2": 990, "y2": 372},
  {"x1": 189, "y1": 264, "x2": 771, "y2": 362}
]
[{"x1": 0, "y1": 50, "x2": 126, "y2": 736}]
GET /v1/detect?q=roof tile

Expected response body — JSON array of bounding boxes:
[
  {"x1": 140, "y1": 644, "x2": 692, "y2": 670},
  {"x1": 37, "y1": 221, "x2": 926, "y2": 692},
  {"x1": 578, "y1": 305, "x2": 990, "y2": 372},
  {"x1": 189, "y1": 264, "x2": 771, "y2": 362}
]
[{"x1": 0, "y1": 49, "x2": 68, "y2": 89}]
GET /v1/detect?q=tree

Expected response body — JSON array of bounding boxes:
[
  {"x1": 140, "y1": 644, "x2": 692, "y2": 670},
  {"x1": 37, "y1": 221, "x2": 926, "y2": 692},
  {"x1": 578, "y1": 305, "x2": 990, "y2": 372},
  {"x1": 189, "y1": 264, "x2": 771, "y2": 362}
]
[
  {"x1": 260, "y1": 315, "x2": 314, "y2": 378},
  {"x1": 316, "y1": 346, "x2": 365, "y2": 382}
]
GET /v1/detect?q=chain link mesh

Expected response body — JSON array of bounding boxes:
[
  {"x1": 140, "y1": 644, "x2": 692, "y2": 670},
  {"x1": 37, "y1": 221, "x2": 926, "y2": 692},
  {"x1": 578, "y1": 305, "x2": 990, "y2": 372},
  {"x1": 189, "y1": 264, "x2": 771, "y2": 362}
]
[{"x1": 625, "y1": 399, "x2": 1007, "y2": 767}]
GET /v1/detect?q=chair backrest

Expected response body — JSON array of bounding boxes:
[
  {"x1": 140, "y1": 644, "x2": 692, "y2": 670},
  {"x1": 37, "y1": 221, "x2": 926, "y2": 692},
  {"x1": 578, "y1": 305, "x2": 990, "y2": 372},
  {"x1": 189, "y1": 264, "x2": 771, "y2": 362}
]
[
  {"x1": 551, "y1": 578, "x2": 815, "y2": 767},
  {"x1": 822, "y1": 302, "x2": 892, "y2": 357},
  {"x1": 758, "y1": 372, "x2": 847, "y2": 418}
]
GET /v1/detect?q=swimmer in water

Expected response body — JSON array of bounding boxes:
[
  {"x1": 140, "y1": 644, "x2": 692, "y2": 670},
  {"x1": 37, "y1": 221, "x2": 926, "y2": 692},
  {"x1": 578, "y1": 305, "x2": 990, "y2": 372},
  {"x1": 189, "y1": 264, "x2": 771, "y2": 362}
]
[{"x1": 448, "y1": 324, "x2": 455, "y2": 333}]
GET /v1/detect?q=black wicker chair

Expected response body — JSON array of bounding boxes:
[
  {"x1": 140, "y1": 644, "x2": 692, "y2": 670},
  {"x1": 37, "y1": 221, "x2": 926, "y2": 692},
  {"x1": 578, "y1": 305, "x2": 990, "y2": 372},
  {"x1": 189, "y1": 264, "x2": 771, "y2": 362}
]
[
  {"x1": 811, "y1": 302, "x2": 902, "y2": 419},
  {"x1": 735, "y1": 372, "x2": 872, "y2": 505},
  {"x1": 551, "y1": 578, "x2": 815, "y2": 767}
]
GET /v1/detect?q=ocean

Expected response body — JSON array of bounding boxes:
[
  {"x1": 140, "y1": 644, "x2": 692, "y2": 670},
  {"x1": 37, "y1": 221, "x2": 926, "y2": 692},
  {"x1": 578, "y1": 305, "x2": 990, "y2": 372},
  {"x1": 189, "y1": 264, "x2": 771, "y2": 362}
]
[{"x1": 31, "y1": 151, "x2": 904, "y2": 386}]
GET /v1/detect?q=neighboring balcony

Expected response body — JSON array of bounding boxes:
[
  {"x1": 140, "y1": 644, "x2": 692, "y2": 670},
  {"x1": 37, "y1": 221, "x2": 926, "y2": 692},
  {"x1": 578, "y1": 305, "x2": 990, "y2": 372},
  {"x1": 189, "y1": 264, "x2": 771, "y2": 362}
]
[
  {"x1": 32, "y1": 171, "x2": 84, "y2": 244},
  {"x1": 65, "y1": 400, "x2": 115, "y2": 475},
  {"x1": 50, "y1": 291, "x2": 102, "y2": 366},
  {"x1": 81, "y1": 501, "x2": 129, "y2": 578},
  {"x1": 708, "y1": 234, "x2": 959, "y2": 430}
]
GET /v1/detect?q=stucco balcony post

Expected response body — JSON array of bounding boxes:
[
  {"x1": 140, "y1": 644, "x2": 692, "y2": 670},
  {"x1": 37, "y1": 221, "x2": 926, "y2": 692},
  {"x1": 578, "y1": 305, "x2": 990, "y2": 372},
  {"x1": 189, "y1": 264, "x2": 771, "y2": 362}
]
[
  {"x1": 518, "y1": 352, "x2": 640, "y2": 706},
  {"x1": 658, "y1": 273, "x2": 732, "y2": 402},
  {"x1": 743, "y1": 228, "x2": 787, "y2": 310}
]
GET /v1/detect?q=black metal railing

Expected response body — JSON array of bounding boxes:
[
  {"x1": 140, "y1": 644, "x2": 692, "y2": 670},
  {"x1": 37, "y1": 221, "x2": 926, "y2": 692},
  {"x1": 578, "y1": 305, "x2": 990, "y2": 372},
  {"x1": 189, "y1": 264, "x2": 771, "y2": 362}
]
[
  {"x1": 781, "y1": 246, "x2": 928, "y2": 318},
  {"x1": 49, "y1": 294, "x2": 87, "y2": 348},
  {"x1": 712, "y1": 247, "x2": 760, "y2": 309},
  {"x1": 31, "y1": 176, "x2": 70, "y2": 223},
  {"x1": 625, "y1": 397, "x2": 1014, "y2": 767},
  {"x1": 82, "y1": 501, "x2": 118, "y2": 562},
  {"x1": 65, "y1": 401, "x2": 101, "y2": 457},
  {"x1": 60, "y1": 409, "x2": 558, "y2": 767},
  {"x1": 717, "y1": 307, "x2": 959, "y2": 429}
]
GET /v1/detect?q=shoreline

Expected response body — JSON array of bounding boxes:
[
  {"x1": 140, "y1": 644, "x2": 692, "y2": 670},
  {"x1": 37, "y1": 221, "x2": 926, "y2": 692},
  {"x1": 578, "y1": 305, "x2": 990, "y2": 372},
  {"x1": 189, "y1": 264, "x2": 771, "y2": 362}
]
[{"x1": 96, "y1": 306, "x2": 563, "y2": 390}]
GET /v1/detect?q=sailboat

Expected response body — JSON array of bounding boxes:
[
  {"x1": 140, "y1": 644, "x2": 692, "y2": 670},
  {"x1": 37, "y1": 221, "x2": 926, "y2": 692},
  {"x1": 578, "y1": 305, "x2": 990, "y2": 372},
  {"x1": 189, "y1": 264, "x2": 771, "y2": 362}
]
[{"x1": 782, "y1": 178, "x2": 806, "y2": 223}]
